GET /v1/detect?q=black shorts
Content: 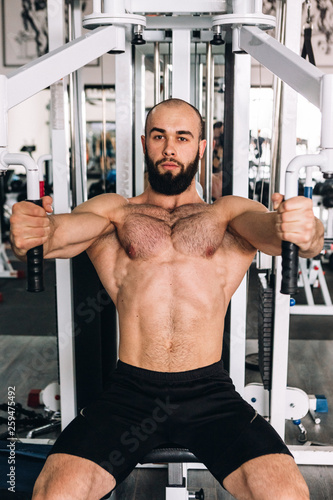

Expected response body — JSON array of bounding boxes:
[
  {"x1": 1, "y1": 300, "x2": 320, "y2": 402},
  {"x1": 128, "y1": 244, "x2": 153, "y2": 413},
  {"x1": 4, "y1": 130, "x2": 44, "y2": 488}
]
[{"x1": 49, "y1": 359, "x2": 292, "y2": 488}]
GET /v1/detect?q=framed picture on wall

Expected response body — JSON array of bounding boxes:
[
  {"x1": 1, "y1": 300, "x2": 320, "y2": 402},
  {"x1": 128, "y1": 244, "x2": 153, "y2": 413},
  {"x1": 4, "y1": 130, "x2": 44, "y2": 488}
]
[
  {"x1": 301, "y1": 1, "x2": 333, "y2": 67},
  {"x1": 2, "y1": 0, "x2": 48, "y2": 66},
  {"x1": 1, "y1": 0, "x2": 98, "y2": 67}
]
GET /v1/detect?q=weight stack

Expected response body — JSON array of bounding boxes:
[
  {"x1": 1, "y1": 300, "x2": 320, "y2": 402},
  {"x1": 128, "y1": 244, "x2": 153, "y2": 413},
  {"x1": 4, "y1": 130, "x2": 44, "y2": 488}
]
[{"x1": 257, "y1": 273, "x2": 275, "y2": 390}]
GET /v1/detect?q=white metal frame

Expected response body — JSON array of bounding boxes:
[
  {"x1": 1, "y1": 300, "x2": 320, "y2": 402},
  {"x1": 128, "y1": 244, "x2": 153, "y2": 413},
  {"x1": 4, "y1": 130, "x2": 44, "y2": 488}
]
[
  {"x1": 172, "y1": 31, "x2": 191, "y2": 102},
  {"x1": 232, "y1": 5, "x2": 333, "y2": 464},
  {"x1": 115, "y1": 28, "x2": 134, "y2": 200},
  {"x1": 47, "y1": 0, "x2": 75, "y2": 430},
  {"x1": 134, "y1": 46, "x2": 146, "y2": 196},
  {"x1": 229, "y1": 53, "x2": 252, "y2": 396}
]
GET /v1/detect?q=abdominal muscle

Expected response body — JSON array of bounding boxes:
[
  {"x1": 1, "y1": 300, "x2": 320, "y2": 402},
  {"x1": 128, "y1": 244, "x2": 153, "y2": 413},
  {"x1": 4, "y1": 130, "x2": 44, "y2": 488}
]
[{"x1": 114, "y1": 253, "x2": 229, "y2": 372}]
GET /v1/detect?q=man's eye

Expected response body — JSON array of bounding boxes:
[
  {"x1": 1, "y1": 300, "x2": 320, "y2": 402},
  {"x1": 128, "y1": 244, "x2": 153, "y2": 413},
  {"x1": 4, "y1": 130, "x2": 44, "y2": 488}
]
[
  {"x1": 154, "y1": 135, "x2": 164, "y2": 140},
  {"x1": 178, "y1": 137, "x2": 187, "y2": 142}
]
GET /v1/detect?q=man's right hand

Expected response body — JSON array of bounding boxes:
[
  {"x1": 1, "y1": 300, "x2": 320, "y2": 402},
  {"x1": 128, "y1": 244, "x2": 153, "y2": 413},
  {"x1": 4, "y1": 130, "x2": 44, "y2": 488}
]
[{"x1": 10, "y1": 196, "x2": 53, "y2": 260}]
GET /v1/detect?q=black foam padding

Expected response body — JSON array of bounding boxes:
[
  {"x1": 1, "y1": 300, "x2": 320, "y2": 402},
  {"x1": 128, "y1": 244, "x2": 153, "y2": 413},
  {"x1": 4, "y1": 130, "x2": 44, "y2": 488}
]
[
  {"x1": 281, "y1": 241, "x2": 298, "y2": 295},
  {"x1": 258, "y1": 275, "x2": 275, "y2": 390},
  {"x1": 26, "y1": 199, "x2": 44, "y2": 292},
  {"x1": 140, "y1": 446, "x2": 199, "y2": 464}
]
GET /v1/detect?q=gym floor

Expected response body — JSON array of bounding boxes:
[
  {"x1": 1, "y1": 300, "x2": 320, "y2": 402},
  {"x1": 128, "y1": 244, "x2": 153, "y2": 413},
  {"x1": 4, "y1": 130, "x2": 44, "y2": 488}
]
[{"x1": 0, "y1": 248, "x2": 333, "y2": 499}]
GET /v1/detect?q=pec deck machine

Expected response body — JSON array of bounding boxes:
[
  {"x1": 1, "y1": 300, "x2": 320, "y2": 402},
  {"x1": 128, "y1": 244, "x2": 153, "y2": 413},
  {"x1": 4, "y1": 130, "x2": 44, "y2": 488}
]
[{"x1": 1, "y1": 0, "x2": 333, "y2": 497}]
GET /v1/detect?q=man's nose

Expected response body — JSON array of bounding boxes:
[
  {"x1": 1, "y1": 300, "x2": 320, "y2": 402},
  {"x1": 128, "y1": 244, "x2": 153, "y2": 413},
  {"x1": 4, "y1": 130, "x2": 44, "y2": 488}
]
[{"x1": 163, "y1": 139, "x2": 176, "y2": 156}]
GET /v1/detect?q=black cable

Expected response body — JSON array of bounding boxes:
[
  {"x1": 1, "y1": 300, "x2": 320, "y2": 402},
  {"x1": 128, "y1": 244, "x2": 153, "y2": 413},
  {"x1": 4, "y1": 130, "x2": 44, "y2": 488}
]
[
  {"x1": 301, "y1": 27, "x2": 316, "y2": 66},
  {"x1": 301, "y1": 1, "x2": 316, "y2": 66}
]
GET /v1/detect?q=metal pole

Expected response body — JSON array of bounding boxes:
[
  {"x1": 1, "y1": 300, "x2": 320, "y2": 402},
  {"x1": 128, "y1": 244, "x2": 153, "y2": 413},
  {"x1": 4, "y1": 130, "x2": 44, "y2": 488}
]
[
  {"x1": 163, "y1": 54, "x2": 170, "y2": 100},
  {"x1": 101, "y1": 82, "x2": 107, "y2": 193},
  {"x1": 269, "y1": 0, "x2": 286, "y2": 209},
  {"x1": 104, "y1": 0, "x2": 125, "y2": 14},
  {"x1": 194, "y1": 42, "x2": 200, "y2": 110},
  {"x1": 269, "y1": 0, "x2": 303, "y2": 440},
  {"x1": 68, "y1": 0, "x2": 87, "y2": 207},
  {"x1": 193, "y1": 44, "x2": 200, "y2": 187},
  {"x1": 93, "y1": 0, "x2": 101, "y2": 13},
  {"x1": 228, "y1": 50, "x2": 251, "y2": 396},
  {"x1": 116, "y1": 27, "x2": 133, "y2": 199},
  {"x1": 254, "y1": 0, "x2": 263, "y2": 12},
  {"x1": 205, "y1": 43, "x2": 213, "y2": 204},
  {"x1": 134, "y1": 46, "x2": 145, "y2": 195},
  {"x1": 48, "y1": 0, "x2": 77, "y2": 430},
  {"x1": 154, "y1": 42, "x2": 161, "y2": 104},
  {"x1": 172, "y1": 30, "x2": 191, "y2": 101},
  {"x1": 198, "y1": 57, "x2": 204, "y2": 117},
  {"x1": 67, "y1": 1, "x2": 77, "y2": 207}
]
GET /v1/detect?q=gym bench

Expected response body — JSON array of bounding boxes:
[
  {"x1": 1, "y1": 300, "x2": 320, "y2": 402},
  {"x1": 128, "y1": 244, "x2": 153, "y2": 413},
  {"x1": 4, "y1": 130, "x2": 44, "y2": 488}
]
[
  {"x1": 110, "y1": 446, "x2": 204, "y2": 499},
  {"x1": 139, "y1": 446, "x2": 204, "y2": 499}
]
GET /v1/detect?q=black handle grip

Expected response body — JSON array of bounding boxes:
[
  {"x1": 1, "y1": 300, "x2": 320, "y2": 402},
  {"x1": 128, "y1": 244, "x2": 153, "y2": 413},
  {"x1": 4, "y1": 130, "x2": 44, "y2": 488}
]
[
  {"x1": 26, "y1": 199, "x2": 44, "y2": 293},
  {"x1": 280, "y1": 240, "x2": 299, "y2": 295}
]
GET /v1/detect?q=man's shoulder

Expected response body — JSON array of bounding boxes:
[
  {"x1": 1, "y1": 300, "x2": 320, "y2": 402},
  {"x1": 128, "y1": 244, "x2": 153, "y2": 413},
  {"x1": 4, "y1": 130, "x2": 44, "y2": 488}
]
[
  {"x1": 72, "y1": 193, "x2": 129, "y2": 220},
  {"x1": 214, "y1": 195, "x2": 268, "y2": 217},
  {"x1": 128, "y1": 193, "x2": 148, "y2": 205}
]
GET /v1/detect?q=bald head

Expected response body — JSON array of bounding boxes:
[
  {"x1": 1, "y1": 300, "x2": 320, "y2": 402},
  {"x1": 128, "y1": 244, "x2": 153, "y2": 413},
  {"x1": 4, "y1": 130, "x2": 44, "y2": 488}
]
[{"x1": 145, "y1": 98, "x2": 204, "y2": 142}]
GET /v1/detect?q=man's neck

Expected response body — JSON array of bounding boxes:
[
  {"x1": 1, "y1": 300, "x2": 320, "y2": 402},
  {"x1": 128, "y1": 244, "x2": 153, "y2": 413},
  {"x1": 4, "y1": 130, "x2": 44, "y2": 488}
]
[{"x1": 141, "y1": 182, "x2": 203, "y2": 210}]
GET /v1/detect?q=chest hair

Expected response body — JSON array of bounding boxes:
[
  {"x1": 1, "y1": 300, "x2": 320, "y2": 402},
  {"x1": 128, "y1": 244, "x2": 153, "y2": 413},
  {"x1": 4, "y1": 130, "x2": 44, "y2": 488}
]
[{"x1": 118, "y1": 203, "x2": 224, "y2": 259}]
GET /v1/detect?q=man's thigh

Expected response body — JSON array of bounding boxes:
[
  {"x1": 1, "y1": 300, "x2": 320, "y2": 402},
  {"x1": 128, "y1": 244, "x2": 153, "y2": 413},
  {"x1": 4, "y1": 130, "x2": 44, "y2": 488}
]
[
  {"x1": 43, "y1": 368, "x2": 170, "y2": 489},
  {"x1": 223, "y1": 453, "x2": 310, "y2": 500},
  {"x1": 32, "y1": 453, "x2": 115, "y2": 500},
  {"x1": 190, "y1": 409, "x2": 294, "y2": 487},
  {"x1": 174, "y1": 371, "x2": 293, "y2": 486}
]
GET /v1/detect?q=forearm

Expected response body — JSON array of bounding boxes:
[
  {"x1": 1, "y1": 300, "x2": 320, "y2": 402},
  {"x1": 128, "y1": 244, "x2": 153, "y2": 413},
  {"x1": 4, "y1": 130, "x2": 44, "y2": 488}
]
[
  {"x1": 230, "y1": 211, "x2": 282, "y2": 256},
  {"x1": 44, "y1": 212, "x2": 112, "y2": 259},
  {"x1": 230, "y1": 210, "x2": 324, "y2": 258},
  {"x1": 10, "y1": 193, "x2": 124, "y2": 261}
]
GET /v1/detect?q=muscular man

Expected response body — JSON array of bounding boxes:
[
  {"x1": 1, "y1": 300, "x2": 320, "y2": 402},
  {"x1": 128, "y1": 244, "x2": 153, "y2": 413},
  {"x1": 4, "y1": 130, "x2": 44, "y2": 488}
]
[{"x1": 10, "y1": 99, "x2": 323, "y2": 500}]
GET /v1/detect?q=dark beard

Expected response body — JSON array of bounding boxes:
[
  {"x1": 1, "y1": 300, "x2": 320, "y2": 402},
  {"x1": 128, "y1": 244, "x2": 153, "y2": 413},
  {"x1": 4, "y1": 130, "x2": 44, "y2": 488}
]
[{"x1": 145, "y1": 150, "x2": 200, "y2": 196}]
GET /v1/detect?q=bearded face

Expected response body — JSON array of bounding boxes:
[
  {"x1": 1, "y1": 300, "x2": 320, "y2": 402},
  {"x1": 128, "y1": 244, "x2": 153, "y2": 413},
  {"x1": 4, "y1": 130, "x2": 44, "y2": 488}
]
[{"x1": 145, "y1": 149, "x2": 200, "y2": 196}]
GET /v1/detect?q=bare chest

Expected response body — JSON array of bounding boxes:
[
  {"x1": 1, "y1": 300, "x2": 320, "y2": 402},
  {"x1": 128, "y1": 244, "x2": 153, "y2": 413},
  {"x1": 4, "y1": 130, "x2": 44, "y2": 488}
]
[{"x1": 116, "y1": 203, "x2": 225, "y2": 259}]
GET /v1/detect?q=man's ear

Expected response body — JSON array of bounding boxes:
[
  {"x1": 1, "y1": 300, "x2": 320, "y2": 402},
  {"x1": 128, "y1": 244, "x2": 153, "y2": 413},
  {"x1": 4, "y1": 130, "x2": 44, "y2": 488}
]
[
  {"x1": 141, "y1": 135, "x2": 146, "y2": 154},
  {"x1": 199, "y1": 139, "x2": 207, "y2": 159}
]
